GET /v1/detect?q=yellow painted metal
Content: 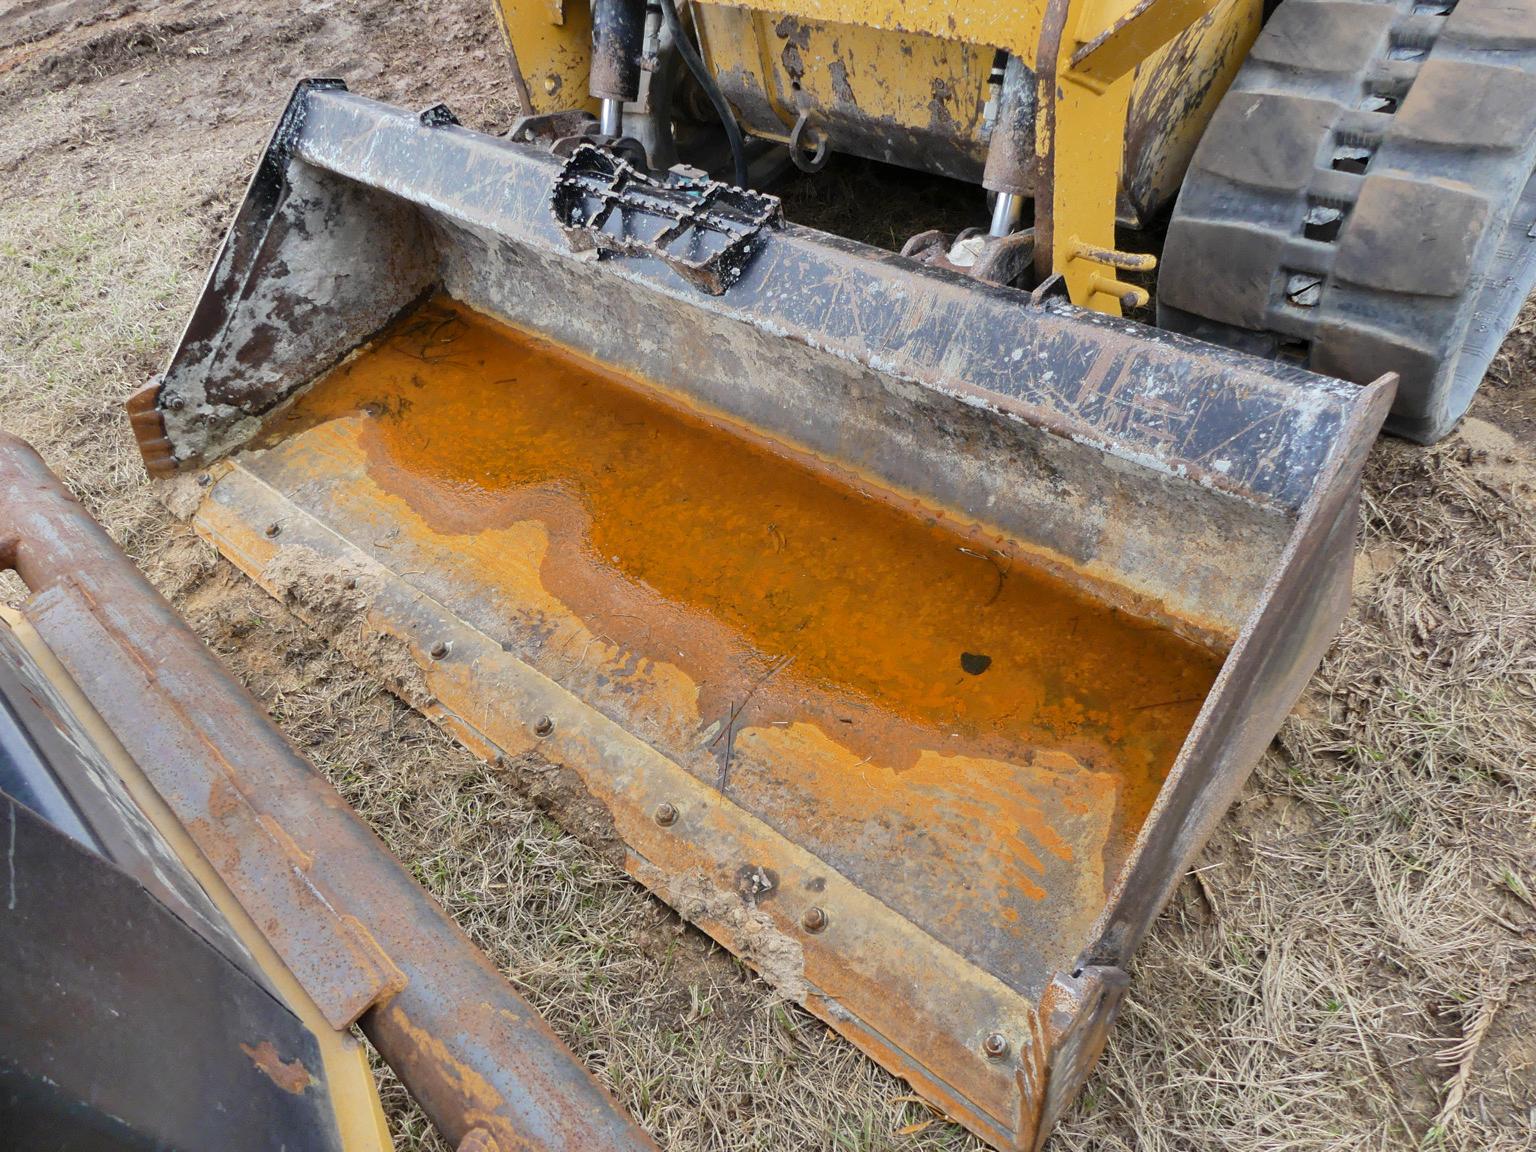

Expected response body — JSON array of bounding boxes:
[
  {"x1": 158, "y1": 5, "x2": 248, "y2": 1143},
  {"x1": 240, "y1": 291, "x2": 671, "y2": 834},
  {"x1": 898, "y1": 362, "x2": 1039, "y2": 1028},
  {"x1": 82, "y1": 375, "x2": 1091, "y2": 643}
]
[
  {"x1": 692, "y1": 7, "x2": 993, "y2": 177},
  {"x1": 694, "y1": 0, "x2": 1045, "y2": 53},
  {"x1": 491, "y1": 0, "x2": 596, "y2": 114},
  {"x1": 1074, "y1": 0, "x2": 1227, "y2": 88},
  {"x1": 1122, "y1": 0, "x2": 1263, "y2": 222},
  {"x1": 1038, "y1": 78, "x2": 1144, "y2": 313},
  {"x1": 0, "y1": 608, "x2": 395, "y2": 1152},
  {"x1": 1036, "y1": 0, "x2": 1225, "y2": 311}
]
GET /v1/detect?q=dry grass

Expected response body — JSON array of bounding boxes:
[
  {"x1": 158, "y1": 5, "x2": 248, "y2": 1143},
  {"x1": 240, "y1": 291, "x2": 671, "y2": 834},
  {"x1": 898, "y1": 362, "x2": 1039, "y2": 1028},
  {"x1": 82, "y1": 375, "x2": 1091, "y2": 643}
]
[
  {"x1": 2, "y1": 3, "x2": 1534, "y2": 1150},
  {"x1": 1049, "y1": 428, "x2": 1536, "y2": 1152}
]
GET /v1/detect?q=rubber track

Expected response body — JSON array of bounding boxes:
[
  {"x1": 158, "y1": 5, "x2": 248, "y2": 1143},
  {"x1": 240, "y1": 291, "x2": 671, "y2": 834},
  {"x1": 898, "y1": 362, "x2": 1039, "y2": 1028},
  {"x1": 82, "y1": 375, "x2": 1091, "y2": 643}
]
[{"x1": 1159, "y1": 0, "x2": 1536, "y2": 442}]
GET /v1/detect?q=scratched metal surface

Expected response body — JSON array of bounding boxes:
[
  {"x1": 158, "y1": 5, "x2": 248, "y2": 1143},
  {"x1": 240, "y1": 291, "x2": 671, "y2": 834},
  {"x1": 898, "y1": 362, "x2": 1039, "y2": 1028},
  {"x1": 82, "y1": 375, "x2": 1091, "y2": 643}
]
[
  {"x1": 286, "y1": 90, "x2": 1360, "y2": 512},
  {"x1": 144, "y1": 85, "x2": 1384, "y2": 644}
]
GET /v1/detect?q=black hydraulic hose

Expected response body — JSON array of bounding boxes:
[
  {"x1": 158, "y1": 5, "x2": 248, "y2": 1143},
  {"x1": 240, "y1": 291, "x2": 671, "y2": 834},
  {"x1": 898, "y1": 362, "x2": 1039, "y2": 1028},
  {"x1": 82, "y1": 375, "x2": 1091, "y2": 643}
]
[{"x1": 657, "y1": 0, "x2": 748, "y2": 188}]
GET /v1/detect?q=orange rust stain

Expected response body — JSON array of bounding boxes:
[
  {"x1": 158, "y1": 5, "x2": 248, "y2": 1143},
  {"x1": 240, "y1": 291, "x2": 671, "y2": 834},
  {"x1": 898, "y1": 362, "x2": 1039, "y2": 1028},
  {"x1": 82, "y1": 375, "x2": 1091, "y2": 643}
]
[
  {"x1": 266, "y1": 297, "x2": 1221, "y2": 885},
  {"x1": 377, "y1": 1003, "x2": 526, "y2": 1149},
  {"x1": 734, "y1": 723, "x2": 1113, "y2": 908},
  {"x1": 458, "y1": 1130, "x2": 503, "y2": 1152},
  {"x1": 240, "y1": 1039, "x2": 314, "y2": 1094}
]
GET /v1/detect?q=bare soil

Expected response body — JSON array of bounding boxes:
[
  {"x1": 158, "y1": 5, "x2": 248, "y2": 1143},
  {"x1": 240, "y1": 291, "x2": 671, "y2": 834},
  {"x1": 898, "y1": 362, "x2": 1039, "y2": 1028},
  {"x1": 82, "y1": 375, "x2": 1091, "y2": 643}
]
[{"x1": 2, "y1": 3, "x2": 1533, "y2": 1150}]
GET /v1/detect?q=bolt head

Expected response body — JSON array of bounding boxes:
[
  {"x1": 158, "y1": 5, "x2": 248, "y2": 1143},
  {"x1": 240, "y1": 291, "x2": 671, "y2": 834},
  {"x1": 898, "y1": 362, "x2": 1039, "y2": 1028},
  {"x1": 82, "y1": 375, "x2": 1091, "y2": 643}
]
[
  {"x1": 982, "y1": 1032, "x2": 1009, "y2": 1060},
  {"x1": 533, "y1": 715, "x2": 555, "y2": 738},
  {"x1": 264, "y1": 523, "x2": 281, "y2": 538},
  {"x1": 801, "y1": 906, "x2": 828, "y2": 933},
  {"x1": 430, "y1": 641, "x2": 450, "y2": 660},
  {"x1": 654, "y1": 802, "x2": 678, "y2": 826}
]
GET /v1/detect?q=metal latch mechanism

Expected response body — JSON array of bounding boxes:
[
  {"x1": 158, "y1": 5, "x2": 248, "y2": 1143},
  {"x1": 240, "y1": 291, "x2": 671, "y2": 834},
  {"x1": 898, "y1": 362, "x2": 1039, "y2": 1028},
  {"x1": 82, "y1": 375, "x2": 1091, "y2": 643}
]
[{"x1": 550, "y1": 144, "x2": 782, "y2": 294}]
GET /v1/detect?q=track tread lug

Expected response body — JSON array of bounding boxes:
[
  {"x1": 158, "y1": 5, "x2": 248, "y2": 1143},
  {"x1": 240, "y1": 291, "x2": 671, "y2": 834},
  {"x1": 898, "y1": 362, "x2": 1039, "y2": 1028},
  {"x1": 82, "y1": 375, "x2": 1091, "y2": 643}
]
[
  {"x1": 1389, "y1": 59, "x2": 1536, "y2": 152},
  {"x1": 1443, "y1": 0, "x2": 1536, "y2": 51},
  {"x1": 1160, "y1": 0, "x2": 1536, "y2": 442},
  {"x1": 1249, "y1": 1, "x2": 1396, "y2": 74},
  {"x1": 1335, "y1": 175, "x2": 1491, "y2": 295},
  {"x1": 1194, "y1": 93, "x2": 1338, "y2": 191}
]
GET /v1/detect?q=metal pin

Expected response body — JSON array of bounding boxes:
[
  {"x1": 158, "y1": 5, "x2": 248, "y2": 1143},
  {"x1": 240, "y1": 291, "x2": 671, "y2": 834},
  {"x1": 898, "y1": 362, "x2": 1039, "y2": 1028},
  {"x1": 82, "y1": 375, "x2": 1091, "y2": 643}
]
[
  {"x1": 989, "y1": 192, "x2": 1023, "y2": 238},
  {"x1": 599, "y1": 97, "x2": 623, "y2": 138}
]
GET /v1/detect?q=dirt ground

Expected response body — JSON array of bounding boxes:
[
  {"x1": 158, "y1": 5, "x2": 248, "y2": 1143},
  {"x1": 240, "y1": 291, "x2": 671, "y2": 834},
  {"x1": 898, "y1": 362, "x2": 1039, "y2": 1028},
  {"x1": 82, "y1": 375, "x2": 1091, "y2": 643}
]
[{"x1": 2, "y1": 2, "x2": 1534, "y2": 1149}]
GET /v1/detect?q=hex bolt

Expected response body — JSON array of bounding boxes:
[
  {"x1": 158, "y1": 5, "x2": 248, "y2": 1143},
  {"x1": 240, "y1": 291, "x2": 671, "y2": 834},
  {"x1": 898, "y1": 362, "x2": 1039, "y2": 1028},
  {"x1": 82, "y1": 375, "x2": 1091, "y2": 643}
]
[
  {"x1": 196, "y1": 473, "x2": 211, "y2": 487},
  {"x1": 982, "y1": 1032, "x2": 1010, "y2": 1060},
  {"x1": 533, "y1": 715, "x2": 555, "y2": 738},
  {"x1": 654, "y1": 802, "x2": 678, "y2": 827},
  {"x1": 264, "y1": 523, "x2": 281, "y2": 538},
  {"x1": 167, "y1": 395, "x2": 185, "y2": 412},
  {"x1": 430, "y1": 641, "x2": 450, "y2": 660},
  {"x1": 801, "y1": 906, "x2": 828, "y2": 933}
]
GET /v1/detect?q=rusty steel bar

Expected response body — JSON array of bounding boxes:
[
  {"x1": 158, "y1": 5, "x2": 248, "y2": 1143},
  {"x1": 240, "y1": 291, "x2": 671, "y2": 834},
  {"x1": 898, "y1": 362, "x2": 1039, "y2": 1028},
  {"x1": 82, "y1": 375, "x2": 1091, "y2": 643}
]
[{"x1": 0, "y1": 433, "x2": 659, "y2": 1152}]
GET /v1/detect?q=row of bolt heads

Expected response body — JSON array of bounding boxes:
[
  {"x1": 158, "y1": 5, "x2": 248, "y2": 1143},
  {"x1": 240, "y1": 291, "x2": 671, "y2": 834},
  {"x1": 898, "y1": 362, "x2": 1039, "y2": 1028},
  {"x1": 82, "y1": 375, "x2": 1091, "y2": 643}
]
[
  {"x1": 248, "y1": 535, "x2": 1017, "y2": 1065},
  {"x1": 510, "y1": 710, "x2": 1012, "y2": 1063},
  {"x1": 651, "y1": 755, "x2": 1010, "y2": 1061}
]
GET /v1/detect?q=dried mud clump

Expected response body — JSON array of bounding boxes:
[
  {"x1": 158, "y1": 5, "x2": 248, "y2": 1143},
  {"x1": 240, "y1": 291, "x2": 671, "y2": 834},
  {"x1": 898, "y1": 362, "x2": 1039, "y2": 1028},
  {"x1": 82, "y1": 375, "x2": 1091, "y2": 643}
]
[
  {"x1": 261, "y1": 545, "x2": 377, "y2": 622},
  {"x1": 494, "y1": 751, "x2": 627, "y2": 869},
  {"x1": 154, "y1": 471, "x2": 211, "y2": 521},
  {"x1": 663, "y1": 870, "x2": 809, "y2": 1002},
  {"x1": 259, "y1": 544, "x2": 434, "y2": 711}
]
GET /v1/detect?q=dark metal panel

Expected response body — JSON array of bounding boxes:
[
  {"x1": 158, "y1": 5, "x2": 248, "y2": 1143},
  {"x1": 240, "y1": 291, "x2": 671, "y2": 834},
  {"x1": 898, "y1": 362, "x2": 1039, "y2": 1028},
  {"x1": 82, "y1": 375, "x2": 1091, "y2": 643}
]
[
  {"x1": 0, "y1": 792, "x2": 342, "y2": 1152},
  {"x1": 283, "y1": 86, "x2": 1361, "y2": 513},
  {"x1": 0, "y1": 622, "x2": 256, "y2": 975},
  {"x1": 139, "y1": 83, "x2": 1365, "y2": 513},
  {"x1": 1086, "y1": 376, "x2": 1394, "y2": 964},
  {"x1": 137, "y1": 80, "x2": 438, "y2": 475},
  {"x1": 126, "y1": 83, "x2": 1395, "y2": 642}
]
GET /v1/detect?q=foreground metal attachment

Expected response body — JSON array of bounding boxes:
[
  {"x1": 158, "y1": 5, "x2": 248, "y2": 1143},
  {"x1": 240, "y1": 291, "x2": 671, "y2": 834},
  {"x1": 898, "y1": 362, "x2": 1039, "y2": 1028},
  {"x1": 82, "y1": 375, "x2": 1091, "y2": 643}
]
[
  {"x1": 0, "y1": 433, "x2": 658, "y2": 1152},
  {"x1": 130, "y1": 80, "x2": 1393, "y2": 1150}
]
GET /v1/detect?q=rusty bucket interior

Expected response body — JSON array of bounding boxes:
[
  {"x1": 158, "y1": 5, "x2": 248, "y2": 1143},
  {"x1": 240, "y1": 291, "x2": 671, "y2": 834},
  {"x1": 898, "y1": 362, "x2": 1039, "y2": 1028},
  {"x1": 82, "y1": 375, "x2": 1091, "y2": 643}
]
[{"x1": 132, "y1": 81, "x2": 1392, "y2": 1151}]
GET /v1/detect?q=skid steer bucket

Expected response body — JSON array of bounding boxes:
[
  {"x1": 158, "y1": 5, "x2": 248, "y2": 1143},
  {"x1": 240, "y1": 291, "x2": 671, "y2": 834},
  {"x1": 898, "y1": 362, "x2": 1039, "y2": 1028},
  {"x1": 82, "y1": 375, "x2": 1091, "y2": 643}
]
[{"x1": 130, "y1": 80, "x2": 1393, "y2": 1151}]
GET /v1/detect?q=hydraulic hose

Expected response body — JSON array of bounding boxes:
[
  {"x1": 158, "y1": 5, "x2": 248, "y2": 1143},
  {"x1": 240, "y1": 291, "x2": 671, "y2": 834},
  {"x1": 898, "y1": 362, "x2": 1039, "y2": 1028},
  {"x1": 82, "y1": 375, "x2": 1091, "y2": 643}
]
[{"x1": 656, "y1": 0, "x2": 748, "y2": 188}]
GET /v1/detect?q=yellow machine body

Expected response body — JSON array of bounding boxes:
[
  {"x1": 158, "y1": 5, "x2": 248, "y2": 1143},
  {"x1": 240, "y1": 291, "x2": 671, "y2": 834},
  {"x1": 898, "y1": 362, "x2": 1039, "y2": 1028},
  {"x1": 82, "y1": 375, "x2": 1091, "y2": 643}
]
[{"x1": 493, "y1": 0, "x2": 1263, "y2": 312}]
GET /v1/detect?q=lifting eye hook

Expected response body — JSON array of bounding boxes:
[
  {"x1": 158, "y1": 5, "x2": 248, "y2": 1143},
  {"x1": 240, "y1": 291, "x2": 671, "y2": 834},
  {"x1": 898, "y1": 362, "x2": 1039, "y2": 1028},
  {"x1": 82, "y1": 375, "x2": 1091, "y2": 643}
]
[{"x1": 789, "y1": 111, "x2": 831, "y2": 174}]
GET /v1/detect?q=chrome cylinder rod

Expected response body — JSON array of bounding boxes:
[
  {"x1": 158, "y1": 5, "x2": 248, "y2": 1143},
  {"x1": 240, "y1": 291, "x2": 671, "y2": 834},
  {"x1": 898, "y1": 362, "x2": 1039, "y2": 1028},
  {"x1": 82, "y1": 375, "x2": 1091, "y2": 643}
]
[
  {"x1": 989, "y1": 191, "x2": 1023, "y2": 237},
  {"x1": 600, "y1": 97, "x2": 624, "y2": 138}
]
